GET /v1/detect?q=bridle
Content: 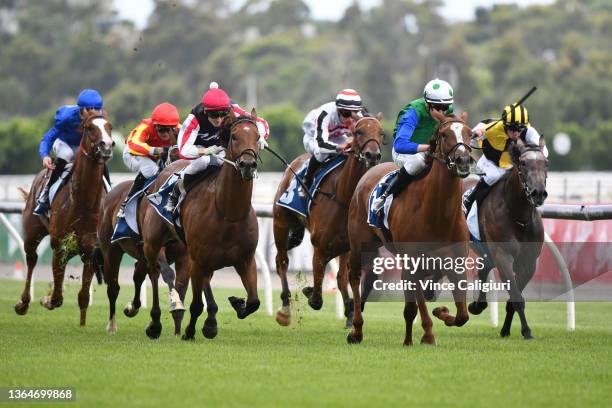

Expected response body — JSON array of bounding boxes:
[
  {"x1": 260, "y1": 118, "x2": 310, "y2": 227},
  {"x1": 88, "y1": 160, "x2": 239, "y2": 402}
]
[
  {"x1": 348, "y1": 116, "x2": 383, "y2": 164},
  {"x1": 431, "y1": 117, "x2": 472, "y2": 171},
  {"x1": 79, "y1": 115, "x2": 111, "y2": 164},
  {"x1": 514, "y1": 144, "x2": 548, "y2": 206},
  {"x1": 220, "y1": 117, "x2": 260, "y2": 171}
]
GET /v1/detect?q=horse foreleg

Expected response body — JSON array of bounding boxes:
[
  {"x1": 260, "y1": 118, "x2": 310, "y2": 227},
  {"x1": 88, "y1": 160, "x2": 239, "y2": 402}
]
[
  {"x1": 15, "y1": 238, "x2": 42, "y2": 315},
  {"x1": 182, "y1": 266, "x2": 204, "y2": 341},
  {"x1": 274, "y1": 246, "x2": 291, "y2": 326},
  {"x1": 229, "y1": 257, "x2": 260, "y2": 319},
  {"x1": 432, "y1": 269, "x2": 469, "y2": 327},
  {"x1": 346, "y1": 254, "x2": 364, "y2": 344},
  {"x1": 337, "y1": 253, "x2": 353, "y2": 328},
  {"x1": 304, "y1": 249, "x2": 327, "y2": 311},
  {"x1": 145, "y1": 263, "x2": 162, "y2": 339},
  {"x1": 416, "y1": 284, "x2": 435, "y2": 345},
  {"x1": 41, "y1": 250, "x2": 66, "y2": 310},
  {"x1": 402, "y1": 286, "x2": 418, "y2": 346},
  {"x1": 468, "y1": 262, "x2": 494, "y2": 315},
  {"x1": 123, "y1": 260, "x2": 147, "y2": 318},
  {"x1": 512, "y1": 261, "x2": 537, "y2": 340},
  {"x1": 171, "y1": 252, "x2": 190, "y2": 335},
  {"x1": 78, "y1": 261, "x2": 96, "y2": 326},
  {"x1": 104, "y1": 246, "x2": 123, "y2": 333},
  {"x1": 201, "y1": 274, "x2": 218, "y2": 339}
]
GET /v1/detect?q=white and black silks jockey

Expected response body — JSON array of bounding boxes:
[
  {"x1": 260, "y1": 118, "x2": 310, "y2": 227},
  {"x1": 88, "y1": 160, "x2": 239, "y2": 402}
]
[
  {"x1": 372, "y1": 78, "x2": 455, "y2": 213},
  {"x1": 165, "y1": 82, "x2": 269, "y2": 212},
  {"x1": 300, "y1": 89, "x2": 364, "y2": 196},
  {"x1": 462, "y1": 103, "x2": 549, "y2": 214}
]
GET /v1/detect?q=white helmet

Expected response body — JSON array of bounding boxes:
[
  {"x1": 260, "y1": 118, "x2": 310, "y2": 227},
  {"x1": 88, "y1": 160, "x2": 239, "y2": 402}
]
[{"x1": 423, "y1": 79, "x2": 454, "y2": 104}]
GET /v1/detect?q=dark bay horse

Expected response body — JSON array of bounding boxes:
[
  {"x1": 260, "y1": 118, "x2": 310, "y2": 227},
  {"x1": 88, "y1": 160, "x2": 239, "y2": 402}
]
[
  {"x1": 96, "y1": 178, "x2": 190, "y2": 335},
  {"x1": 140, "y1": 111, "x2": 262, "y2": 340},
  {"x1": 272, "y1": 114, "x2": 384, "y2": 327},
  {"x1": 346, "y1": 111, "x2": 473, "y2": 345},
  {"x1": 466, "y1": 137, "x2": 548, "y2": 339},
  {"x1": 15, "y1": 111, "x2": 114, "y2": 326}
]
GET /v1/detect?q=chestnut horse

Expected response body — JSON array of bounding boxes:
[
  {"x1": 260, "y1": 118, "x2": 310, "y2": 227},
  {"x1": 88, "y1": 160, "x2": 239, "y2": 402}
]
[
  {"x1": 272, "y1": 113, "x2": 384, "y2": 327},
  {"x1": 346, "y1": 111, "x2": 473, "y2": 345},
  {"x1": 466, "y1": 137, "x2": 548, "y2": 339},
  {"x1": 15, "y1": 111, "x2": 114, "y2": 326},
  {"x1": 141, "y1": 112, "x2": 262, "y2": 340},
  {"x1": 97, "y1": 177, "x2": 190, "y2": 335}
]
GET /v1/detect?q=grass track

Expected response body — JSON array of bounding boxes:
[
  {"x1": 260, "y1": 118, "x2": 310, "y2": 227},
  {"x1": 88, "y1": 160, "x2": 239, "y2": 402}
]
[{"x1": 1, "y1": 280, "x2": 611, "y2": 407}]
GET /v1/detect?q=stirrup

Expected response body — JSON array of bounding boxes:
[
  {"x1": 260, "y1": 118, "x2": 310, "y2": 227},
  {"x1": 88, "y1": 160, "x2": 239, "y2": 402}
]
[
  {"x1": 116, "y1": 206, "x2": 126, "y2": 218},
  {"x1": 373, "y1": 196, "x2": 387, "y2": 215}
]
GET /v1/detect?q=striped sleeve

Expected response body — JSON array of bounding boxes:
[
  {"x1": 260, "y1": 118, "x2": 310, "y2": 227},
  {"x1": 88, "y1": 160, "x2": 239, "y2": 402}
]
[
  {"x1": 177, "y1": 114, "x2": 200, "y2": 160},
  {"x1": 127, "y1": 123, "x2": 153, "y2": 156},
  {"x1": 315, "y1": 110, "x2": 338, "y2": 151}
]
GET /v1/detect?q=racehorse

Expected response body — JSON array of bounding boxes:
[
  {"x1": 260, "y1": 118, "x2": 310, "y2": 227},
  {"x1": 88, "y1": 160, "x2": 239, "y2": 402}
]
[
  {"x1": 141, "y1": 111, "x2": 262, "y2": 340},
  {"x1": 466, "y1": 136, "x2": 548, "y2": 339},
  {"x1": 346, "y1": 110, "x2": 473, "y2": 345},
  {"x1": 97, "y1": 176, "x2": 190, "y2": 335},
  {"x1": 272, "y1": 113, "x2": 384, "y2": 327},
  {"x1": 15, "y1": 111, "x2": 114, "y2": 326}
]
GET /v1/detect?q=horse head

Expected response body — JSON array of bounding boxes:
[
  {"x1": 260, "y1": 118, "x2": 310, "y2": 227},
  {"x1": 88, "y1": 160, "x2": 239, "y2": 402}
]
[
  {"x1": 226, "y1": 109, "x2": 260, "y2": 181},
  {"x1": 351, "y1": 112, "x2": 384, "y2": 168},
  {"x1": 430, "y1": 110, "x2": 472, "y2": 178},
  {"x1": 79, "y1": 110, "x2": 114, "y2": 163},
  {"x1": 510, "y1": 136, "x2": 548, "y2": 207}
]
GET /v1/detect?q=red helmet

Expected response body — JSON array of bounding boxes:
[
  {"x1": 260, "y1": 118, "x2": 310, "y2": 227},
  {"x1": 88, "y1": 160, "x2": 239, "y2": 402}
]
[
  {"x1": 151, "y1": 102, "x2": 180, "y2": 126},
  {"x1": 201, "y1": 82, "x2": 231, "y2": 111}
]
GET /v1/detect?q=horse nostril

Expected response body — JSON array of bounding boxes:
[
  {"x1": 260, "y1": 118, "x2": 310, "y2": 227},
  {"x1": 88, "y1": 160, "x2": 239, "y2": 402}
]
[
  {"x1": 376, "y1": 153, "x2": 381, "y2": 161},
  {"x1": 112, "y1": 141, "x2": 116, "y2": 148}
]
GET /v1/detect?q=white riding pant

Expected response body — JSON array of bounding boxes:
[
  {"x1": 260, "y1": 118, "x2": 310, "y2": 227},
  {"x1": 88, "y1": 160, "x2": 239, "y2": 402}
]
[
  {"x1": 52, "y1": 139, "x2": 79, "y2": 163},
  {"x1": 392, "y1": 149, "x2": 427, "y2": 176},
  {"x1": 122, "y1": 148, "x2": 159, "y2": 178},
  {"x1": 303, "y1": 134, "x2": 347, "y2": 162},
  {"x1": 182, "y1": 150, "x2": 226, "y2": 176},
  {"x1": 477, "y1": 155, "x2": 509, "y2": 186}
]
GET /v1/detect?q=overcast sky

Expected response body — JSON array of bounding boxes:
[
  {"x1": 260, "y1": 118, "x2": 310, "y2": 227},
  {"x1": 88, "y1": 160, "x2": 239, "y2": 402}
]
[{"x1": 112, "y1": 0, "x2": 555, "y2": 28}]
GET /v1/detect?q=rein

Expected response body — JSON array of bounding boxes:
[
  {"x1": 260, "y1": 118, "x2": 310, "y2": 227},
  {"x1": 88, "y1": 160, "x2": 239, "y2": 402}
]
[
  {"x1": 431, "y1": 118, "x2": 472, "y2": 170},
  {"x1": 220, "y1": 117, "x2": 260, "y2": 172}
]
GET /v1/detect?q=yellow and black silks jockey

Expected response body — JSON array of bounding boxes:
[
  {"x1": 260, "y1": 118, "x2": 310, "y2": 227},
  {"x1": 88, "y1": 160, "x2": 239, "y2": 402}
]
[{"x1": 462, "y1": 104, "x2": 549, "y2": 214}]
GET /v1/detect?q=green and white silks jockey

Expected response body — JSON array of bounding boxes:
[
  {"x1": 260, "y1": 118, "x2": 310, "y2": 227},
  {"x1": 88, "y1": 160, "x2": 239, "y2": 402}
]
[{"x1": 372, "y1": 79, "x2": 454, "y2": 213}]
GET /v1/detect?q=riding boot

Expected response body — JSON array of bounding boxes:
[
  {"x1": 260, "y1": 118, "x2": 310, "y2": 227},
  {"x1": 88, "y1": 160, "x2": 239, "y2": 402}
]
[
  {"x1": 462, "y1": 177, "x2": 493, "y2": 215},
  {"x1": 299, "y1": 157, "x2": 323, "y2": 197},
  {"x1": 37, "y1": 158, "x2": 67, "y2": 208},
  {"x1": 117, "y1": 172, "x2": 147, "y2": 218},
  {"x1": 373, "y1": 167, "x2": 413, "y2": 214}
]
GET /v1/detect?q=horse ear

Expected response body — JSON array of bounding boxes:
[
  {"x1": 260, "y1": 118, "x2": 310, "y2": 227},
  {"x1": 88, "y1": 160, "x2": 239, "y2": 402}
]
[
  {"x1": 251, "y1": 107, "x2": 257, "y2": 121},
  {"x1": 539, "y1": 133, "x2": 546, "y2": 148},
  {"x1": 430, "y1": 108, "x2": 445, "y2": 122},
  {"x1": 461, "y1": 111, "x2": 468, "y2": 122},
  {"x1": 376, "y1": 112, "x2": 383, "y2": 121}
]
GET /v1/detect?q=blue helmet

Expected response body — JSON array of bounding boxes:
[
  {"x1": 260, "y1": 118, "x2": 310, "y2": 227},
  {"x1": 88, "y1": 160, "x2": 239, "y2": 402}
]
[{"x1": 76, "y1": 89, "x2": 103, "y2": 109}]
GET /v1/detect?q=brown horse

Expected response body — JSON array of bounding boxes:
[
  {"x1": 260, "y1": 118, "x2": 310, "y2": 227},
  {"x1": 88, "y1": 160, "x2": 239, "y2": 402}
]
[
  {"x1": 96, "y1": 177, "x2": 190, "y2": 335},
  {"x1": 15, "y1": 111, "x2": 114, "y2": 326},
  {"x1": 140, "y1": 111, "x2": 262, "y2": 340},
  {"x1": 346, "y1": 111, "x2": 473, "y2": 345},
  {"x1": 466, "y1": 137, "x2": 548, "y2": 339},
  {"x1": 272, "y1": 113, "x2": 384, "y2": 327}
]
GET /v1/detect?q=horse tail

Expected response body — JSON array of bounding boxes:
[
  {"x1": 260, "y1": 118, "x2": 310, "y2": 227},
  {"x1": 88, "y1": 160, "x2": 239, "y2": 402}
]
[
  {"x1": 92, "y1": 247, "x2": 104, "y2": 285},
  {"x1": 287, "y1": 225, "x2": 306, "y2": 250},
  {"x1": 18, "y1": 187, "x2": 29, "y2": 202}
]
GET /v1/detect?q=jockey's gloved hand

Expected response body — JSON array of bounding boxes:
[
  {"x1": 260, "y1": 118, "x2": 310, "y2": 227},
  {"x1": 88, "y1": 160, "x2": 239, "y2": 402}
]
[
  {"x1": 200, "y1": 145, "x2": 224, "y2": 156},
  {"x1": 151, "y1": 147, "x2": 164, "y2": 156},
  {"x1": 257, "y1": 137, "x2": 268, "y2": 150}
]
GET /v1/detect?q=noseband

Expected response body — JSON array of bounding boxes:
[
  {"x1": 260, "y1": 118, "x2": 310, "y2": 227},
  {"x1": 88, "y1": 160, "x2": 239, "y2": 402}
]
[
  {"x1": 226, "y1": 117, "x2": 260, "y2": 171},
  {"x1": 432, "y1": 118, "x2": 472, "y2": 171},
  {"x1": 515, "y1": 144, "x2": 547, "y2": 204},
  {"x1": 80, "y1": 115, "x2": 111, "y2": 163}
]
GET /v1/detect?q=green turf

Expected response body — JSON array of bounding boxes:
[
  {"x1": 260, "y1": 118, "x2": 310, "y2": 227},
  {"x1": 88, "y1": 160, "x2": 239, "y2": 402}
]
[{"x1": 1, "y1": 279, "x2": 611, "y2": 408}]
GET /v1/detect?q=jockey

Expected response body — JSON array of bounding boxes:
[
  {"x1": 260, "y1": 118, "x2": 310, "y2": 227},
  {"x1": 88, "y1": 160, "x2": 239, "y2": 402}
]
[
  {"x1": 37, "y1": 88, "x2": 109, "y2": 211},
  {"x1": 300, "y1": 89, "x2": 363, "y2": 196},
  {"x1": 372, "y1": 79, "x2": 454, "y2": 213},
  {"x1": 117, "y1": 102, "x2": 180, "y2": 218},
  {"x1": 165, "y1": 82, "x2": 269, "y2": 212},
  {"x1": 462, "y1": 103, "x2": 549, "y2": 214}
]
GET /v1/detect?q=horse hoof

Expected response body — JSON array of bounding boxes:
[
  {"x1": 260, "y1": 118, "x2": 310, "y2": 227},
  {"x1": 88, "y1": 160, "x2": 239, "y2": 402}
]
[
  {"x1": 346, "y1": 331, "x2": 362, "y2": 344},
  {"x1": 522, "y1": 330, "x2": 534, "y2": 340},
  {"x1": 468, "y1": 301, "x2": 488, "y2": 315},
  {"x1": 275, "y1": 310, "x2": 291, "y2": 326},
  {"x1": 169, "y1": 289, "x2": 185, "y2": 312},
  {"x1": 432, "y1": 306, "x2": 449, "y2": 319},
  {"x1": 40, "y1": 296, "x2": 60, "y2": 310},
  {"x1": 403, "y1": 340, "x2": 414, "y2": 347},
  {"x1": 181, "y1": 333, "x2": 195, "y2": 341},
  {"x1": 123, "y1": 302, "x2": 139, "y2": 318},
  {"x1": 228, "y1": 296, "x2": 246, "y2": 316},
  {"x1": 202, "y1": 322, "x2": 218, "y2": 339},
  {"x1": 14, "y1": 300, "x2": 30, "y2": 315},
  {"x1": 106, "y1": 319, "x2": 118, "y2": 334},
  {"x1": 307, "y1": 296, "x2": 323, "y2": 311},
  {"x1": 145, "y1": 322, "x2": 162, "y2": 339},
  {"x1": 302, "y1": 286, "x2": 314, "y2": 299},
  {"x1": 420, "y1": 335, "x2": 436, "y2": 345},
  {"x1": 500, "y1": 328, "x2": 511, "y2": 338}
]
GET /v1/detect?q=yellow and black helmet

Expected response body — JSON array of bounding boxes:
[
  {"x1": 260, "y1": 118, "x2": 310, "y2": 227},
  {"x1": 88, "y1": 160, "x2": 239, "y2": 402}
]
[{"x1": 501, "y1": 104, "x2": 529, "y2": 130}]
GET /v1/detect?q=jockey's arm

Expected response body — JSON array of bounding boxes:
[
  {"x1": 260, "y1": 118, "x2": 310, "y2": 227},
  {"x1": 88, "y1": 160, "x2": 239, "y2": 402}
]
[
  {"x1": 177, "y1": 114, "x2": 201, "y2": 160},
  {"x1": 525, "y1": 127, "x2": 549, "y2": 157},
  {"x1": 393, "y1": 108, "x2": 428, "y2": 154},
  {"x1": 315, "y1": 111, "x2": 341, "y2": 154},
  {"x1": 39, "y1": 125, "x2": 60, "y2": 164},
  {"x1": 127, "y1": 124, "x2": 157, "y2": 157}
]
